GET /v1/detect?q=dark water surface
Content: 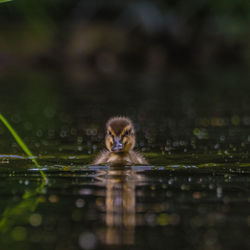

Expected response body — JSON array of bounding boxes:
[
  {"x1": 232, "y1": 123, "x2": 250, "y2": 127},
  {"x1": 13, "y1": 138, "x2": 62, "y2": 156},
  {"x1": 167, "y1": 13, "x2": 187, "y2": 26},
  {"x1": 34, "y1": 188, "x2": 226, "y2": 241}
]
[{"x1": 0, "y1": 68, "x2": 250, "y2": 250}]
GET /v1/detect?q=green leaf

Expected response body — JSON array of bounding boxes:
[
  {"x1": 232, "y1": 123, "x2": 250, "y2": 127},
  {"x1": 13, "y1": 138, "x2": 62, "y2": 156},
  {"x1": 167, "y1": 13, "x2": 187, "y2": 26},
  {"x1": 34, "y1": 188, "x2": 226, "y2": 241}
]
[
  {"x1": 0, "y1": 113, "x2": 47, "y2": 182},
  {"x1": 0, "y1": 0, "x2": 12, "y2": 3}
]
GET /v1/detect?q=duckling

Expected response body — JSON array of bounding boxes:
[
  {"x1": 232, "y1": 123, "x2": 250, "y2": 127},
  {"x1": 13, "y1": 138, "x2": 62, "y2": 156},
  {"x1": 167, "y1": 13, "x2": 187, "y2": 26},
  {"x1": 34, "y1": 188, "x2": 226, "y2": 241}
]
[{"x1": 93, "y1": 117, "x2": 148, "y2": 165}]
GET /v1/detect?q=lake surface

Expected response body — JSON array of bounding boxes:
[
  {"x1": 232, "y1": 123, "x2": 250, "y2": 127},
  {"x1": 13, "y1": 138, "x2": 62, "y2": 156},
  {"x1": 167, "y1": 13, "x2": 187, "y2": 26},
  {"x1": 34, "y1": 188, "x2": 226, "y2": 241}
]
[{"x1": 0, "y1": 67, "x2": 249, "y2": 250}]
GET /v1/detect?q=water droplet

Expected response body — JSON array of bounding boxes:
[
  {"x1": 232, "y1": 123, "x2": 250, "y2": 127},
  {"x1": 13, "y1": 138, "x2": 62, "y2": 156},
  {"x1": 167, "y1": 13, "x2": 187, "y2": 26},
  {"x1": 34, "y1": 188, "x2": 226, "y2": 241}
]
[
  {"x1": 29, "y1": 213, "x2": 42, "y2": 227},
  {"x1": 11, "y1": 227, "x2": 27, "y2": 241},
  {"x1": 76, "y1": 198, "x2": 85, "y2": 208},
  {"x1": 216, "y1": 186, "x2": 223, "y2": 199},
  {"x1": 79, "y1": 232, "x2": 97, "y2": 250}
]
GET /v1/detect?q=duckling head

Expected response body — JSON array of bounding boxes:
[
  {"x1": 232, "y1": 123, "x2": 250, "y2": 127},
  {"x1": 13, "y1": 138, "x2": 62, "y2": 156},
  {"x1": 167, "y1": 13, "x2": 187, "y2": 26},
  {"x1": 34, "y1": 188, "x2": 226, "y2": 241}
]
[{"x1": 105, "y1": 117, "x2": 135, "y2": 153}]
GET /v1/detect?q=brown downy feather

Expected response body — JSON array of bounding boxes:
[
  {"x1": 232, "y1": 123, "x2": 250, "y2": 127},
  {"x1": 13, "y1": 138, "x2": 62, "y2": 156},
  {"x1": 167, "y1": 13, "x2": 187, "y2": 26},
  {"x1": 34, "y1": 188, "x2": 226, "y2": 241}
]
[{"x1": 92, "y1": 117, "x2": 148, "y2": 165}]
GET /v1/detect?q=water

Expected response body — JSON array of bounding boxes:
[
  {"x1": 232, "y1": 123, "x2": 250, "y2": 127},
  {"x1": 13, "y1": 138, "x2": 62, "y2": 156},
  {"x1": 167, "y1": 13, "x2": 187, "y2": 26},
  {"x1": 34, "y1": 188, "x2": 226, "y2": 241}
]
[
  {"x1": 0, "y1": 68, "x2": 250, "y2": 250},
  {"x1": 0, "y1": 161, "x2": 250, "y2": 250}
]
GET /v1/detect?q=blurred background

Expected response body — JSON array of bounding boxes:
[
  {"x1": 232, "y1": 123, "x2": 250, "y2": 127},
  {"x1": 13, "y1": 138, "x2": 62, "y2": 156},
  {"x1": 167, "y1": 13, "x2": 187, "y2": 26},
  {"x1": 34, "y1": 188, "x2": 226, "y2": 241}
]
[
  {"x1": 0, "y1": 0, "x2": 250, "y2": 160},
  {"x1": 1, "y1": 2, "x2": 250, "y2": 250}
]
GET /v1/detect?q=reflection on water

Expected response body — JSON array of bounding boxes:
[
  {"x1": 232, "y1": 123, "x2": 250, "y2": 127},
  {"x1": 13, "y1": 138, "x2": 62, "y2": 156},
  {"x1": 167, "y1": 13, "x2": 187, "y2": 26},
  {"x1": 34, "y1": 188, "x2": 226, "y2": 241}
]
[
  {"x1": 1, "y1": 160, "x2": 250, "y2": 249},
  {"x1": 0, "y1": 183, "x2": 44, "y2": 232},
  {"x1": 95, "y1": 165, "x2": 139, "y2": 245}
]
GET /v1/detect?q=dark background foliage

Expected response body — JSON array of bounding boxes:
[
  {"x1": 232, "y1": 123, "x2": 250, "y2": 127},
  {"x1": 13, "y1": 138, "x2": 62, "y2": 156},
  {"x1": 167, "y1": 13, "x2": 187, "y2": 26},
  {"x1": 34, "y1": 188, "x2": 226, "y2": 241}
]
[{"x1": 0, "y1": 0, "x2": 249, "y2": 157}]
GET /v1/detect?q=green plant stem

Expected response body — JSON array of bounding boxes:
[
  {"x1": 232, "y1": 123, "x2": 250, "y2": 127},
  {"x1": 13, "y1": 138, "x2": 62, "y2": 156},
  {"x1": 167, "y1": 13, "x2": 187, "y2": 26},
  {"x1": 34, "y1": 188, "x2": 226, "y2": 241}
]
[
  {"x1": 0, "y1": 113, "x2": 47, "y2": 182},
  {"x1": 0, "y1": 0, "x2": 12, "y2": 3}
]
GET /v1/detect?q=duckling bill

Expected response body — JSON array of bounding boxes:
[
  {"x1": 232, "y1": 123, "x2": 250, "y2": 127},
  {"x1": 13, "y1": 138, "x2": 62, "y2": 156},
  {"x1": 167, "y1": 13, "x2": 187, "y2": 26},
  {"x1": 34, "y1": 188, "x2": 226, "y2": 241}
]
[{"x1": 93, "y1": 117, "x2": 148, "y2": 165}]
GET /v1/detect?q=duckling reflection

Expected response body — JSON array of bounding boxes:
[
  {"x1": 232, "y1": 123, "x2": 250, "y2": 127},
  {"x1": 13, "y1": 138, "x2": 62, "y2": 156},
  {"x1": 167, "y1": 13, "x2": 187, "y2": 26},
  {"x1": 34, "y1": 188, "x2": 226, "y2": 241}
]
[
  {"x1": 93, "y1": 117, "x2": 148, "y2": 165},
  {"x1": 95, "y1": 165, "x2": 146, "y2": 245}
]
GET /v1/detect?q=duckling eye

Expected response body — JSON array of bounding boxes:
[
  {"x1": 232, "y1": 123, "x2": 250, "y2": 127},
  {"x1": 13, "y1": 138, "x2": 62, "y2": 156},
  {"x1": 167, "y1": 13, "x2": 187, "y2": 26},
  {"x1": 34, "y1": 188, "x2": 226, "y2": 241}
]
[
  {"x1": 107, "y1": 130, "x2": 113, "y2": 137},
  {"x1": 124, "y1": 129, "x2": 131, "y2": 136}
]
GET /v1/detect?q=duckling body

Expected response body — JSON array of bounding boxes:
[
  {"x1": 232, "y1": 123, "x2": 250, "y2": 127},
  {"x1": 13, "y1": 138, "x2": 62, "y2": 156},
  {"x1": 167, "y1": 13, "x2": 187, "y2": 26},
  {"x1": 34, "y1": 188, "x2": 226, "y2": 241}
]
[
  {"x1": 93, "y1": 150, "x2": 147, "y2": 165},
  {"x1": 93, "y1": 117, "x2": 148, "y2": 165}
]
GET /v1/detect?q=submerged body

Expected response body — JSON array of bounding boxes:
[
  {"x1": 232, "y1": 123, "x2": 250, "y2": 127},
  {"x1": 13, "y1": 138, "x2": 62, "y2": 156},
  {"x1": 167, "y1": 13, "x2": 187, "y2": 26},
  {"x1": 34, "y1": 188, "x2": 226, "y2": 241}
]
[{"x1": 93, "y1": 117, "x2": 148, "y2": 165}]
